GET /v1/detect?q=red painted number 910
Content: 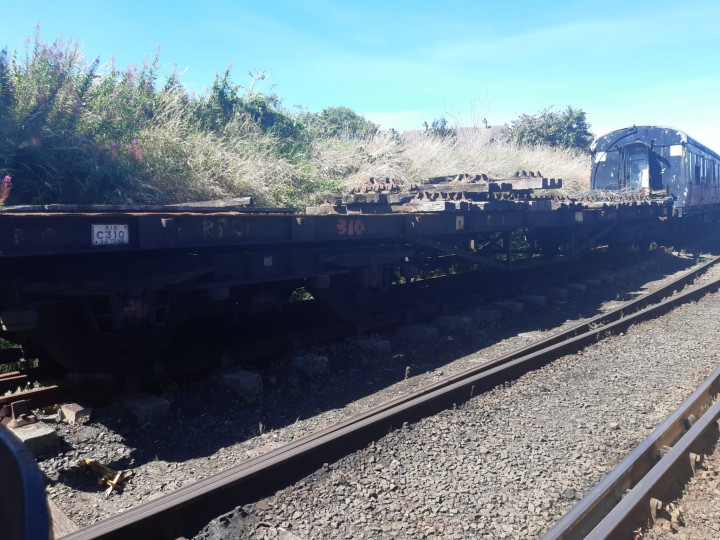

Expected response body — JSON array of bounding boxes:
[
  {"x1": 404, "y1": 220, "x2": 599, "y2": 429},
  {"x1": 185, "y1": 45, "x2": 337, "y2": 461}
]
[{"x1": 337, "y1": 218, "x2": 365, "y2": 236}]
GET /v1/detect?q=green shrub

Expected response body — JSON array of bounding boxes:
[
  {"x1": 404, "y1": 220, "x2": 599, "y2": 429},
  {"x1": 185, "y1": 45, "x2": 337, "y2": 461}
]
[
  {"x1": 508, "y1": 106, "x2": 593, "y2": 151},
  {"x1": 311, "y1": 106, "x2": 378, "y2": 140},
  {"x1": 430, "y1": 116, "x2": 456, "y2": 138}
]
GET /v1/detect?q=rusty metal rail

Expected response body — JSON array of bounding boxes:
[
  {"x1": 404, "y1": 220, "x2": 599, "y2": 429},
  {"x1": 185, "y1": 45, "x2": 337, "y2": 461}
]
[
  {"x1": 63, "y1": 255, "x2": 720, "y2": 539},
  {"x1": 0, "y1": 385, "x2": 63, "y2": 409},
  {"x1": 0, "y1": 385, "x2": 63, "y2": 429},
  {"x1": 0, "y1": 371, "x2": 29, "y2": 394},
  {"x1": 542, "y1": 364, "x2": 720, "y2": 540}
]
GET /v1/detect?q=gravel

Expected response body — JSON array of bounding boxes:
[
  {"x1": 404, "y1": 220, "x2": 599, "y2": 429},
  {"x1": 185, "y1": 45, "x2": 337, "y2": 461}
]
[
  {"x1": 195, "y1": 259, "x2": 720, "y2": 539},
  {"x1": 32, "y1": 248, "x2": 720, "y2": 538}
]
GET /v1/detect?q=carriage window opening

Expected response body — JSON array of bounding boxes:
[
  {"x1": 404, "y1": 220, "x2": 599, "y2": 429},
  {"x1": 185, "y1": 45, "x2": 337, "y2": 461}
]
[
  {"x1": 708, "y1": 159, "x2": 715, "y2": 186},
  {"x1": 692, "y1": 153, "x2": 700, "y2": 184},
  {"x1": 624, "y1": 145, "x2": 649, "y2": 189},
  {"x1": 703, "y1": 158, "x2": 709, "y2": 184},
  {"x1": 708, "y1": 161, "x2": 712, "y2": 186}
]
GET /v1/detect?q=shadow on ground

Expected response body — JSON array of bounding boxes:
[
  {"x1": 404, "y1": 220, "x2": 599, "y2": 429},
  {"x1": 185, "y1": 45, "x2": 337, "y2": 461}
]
[{"x1": 49, "y1": 240, "x2": 718, "y2": 494}]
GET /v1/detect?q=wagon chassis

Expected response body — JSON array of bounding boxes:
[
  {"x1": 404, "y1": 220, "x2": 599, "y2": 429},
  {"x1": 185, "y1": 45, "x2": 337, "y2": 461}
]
[{"x1": 0, "y1": 172, "x2": 677, "y2": 374}]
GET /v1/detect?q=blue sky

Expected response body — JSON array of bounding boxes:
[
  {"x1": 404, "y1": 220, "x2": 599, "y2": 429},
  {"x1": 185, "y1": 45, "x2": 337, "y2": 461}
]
[{"x1": 3, "y1": 1, "x2": 720, "y2": 149}]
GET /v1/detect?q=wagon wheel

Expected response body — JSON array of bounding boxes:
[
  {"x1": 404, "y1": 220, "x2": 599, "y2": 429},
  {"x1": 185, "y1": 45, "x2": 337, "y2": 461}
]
[
  {"x1": 312, "y1": 271, "x2": 386, "y2": 322},
  {"x1": 34, "y1": 299, "x2": 173, "y2": 375},
  {"x1": 45, "y1": 326, "x2": 171, "y2": 375}
]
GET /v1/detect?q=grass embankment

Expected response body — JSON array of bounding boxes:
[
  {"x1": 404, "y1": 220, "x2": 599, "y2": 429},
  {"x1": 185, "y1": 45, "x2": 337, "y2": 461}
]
[
  {"x1": 319, "y1": 130, "x2": 590, "y2": 195},
  {"x1": 0, "y1": 30, "x2": 590, "y2": 209}
]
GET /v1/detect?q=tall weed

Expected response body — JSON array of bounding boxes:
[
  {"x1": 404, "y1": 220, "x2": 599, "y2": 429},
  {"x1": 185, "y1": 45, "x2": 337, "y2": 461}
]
[{"x1": 0, "y1": 29, "x2": 591, "y2": 208}]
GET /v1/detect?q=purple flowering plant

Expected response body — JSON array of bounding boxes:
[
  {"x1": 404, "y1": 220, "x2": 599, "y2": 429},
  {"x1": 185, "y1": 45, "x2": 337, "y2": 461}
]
[
  {"x1": 3, "y1": 26, "x2": 323, "y2": 206},
  {"x1": 0, "y1": 176, "x2": 12, "y2": 204}
]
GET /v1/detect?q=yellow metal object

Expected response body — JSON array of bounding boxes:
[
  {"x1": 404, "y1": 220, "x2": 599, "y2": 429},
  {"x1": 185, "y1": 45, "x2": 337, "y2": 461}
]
[{"x1": 81, "y1": 459, "x2": 133, "y2": 494}]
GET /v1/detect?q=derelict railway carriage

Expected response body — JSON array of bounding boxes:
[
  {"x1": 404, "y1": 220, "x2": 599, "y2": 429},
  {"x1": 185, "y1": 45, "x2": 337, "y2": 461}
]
[{"x1": 591, "y1": 125, "x2": 720, "y2": 216}]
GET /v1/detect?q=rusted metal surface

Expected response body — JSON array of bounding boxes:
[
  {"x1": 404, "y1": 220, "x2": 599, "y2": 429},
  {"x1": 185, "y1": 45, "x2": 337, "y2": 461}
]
[
  {"x1": 308, "y1": 171, "x2": 672, "y2": 216},
  {"x1": 1, "y1": 201, "x2": 291, "y2": 213},
  {"x1": 0, "y1": 170, "x2": 673, "y2": 258},
  {"x1": 0, "y1": 198, "x2": 671, "y2": 257},
  {"x1": 0, "y1": 385, "x2": 62, "y2": 409},
  {"x1": 1, "y1": 399, "x2": 38, "y2": 428},
  {"x1": 542, "y1": 363, "x2": 720, "y2": 539},
  {"x1": 0, "y1": 423, "x2": 51, "y2": 540},
  {"x1": 62, "y1": 256, "x2": 720, "y2": 540}
]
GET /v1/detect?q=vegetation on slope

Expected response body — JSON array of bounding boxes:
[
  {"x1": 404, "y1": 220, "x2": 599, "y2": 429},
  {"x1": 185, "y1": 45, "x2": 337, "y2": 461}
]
[
  {"x1": 507, "y1": 106, "x2": 593, "y2": 151},
  {"x1": 0, "y1": 29, "x2": 591, "y2": 208}
]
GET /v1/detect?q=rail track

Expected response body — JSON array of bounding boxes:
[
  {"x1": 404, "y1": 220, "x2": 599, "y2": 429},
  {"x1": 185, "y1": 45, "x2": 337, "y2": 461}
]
[
  {"x1": 0, "y1": 346, "x2": 64, "y2": 427},
  {"x1": 59, "y1": 252, "x2": 720, "y2": 539},
  {"x1": 542, "y1": 362, "x2": 720, "y2": 539}
]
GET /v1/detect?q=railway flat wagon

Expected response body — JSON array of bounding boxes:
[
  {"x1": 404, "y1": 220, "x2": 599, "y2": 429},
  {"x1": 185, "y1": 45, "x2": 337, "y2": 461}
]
[{"x1": 0, "y1": 173, "x2": 672, "y2": 374}]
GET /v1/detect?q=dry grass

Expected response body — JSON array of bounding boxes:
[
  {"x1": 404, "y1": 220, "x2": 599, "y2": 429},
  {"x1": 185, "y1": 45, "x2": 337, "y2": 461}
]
[
  {"x1": 311, "y1": 129, "x2": 591, "y2": 198},
  {"x1": 135, "y1": 102, "x2": 592, "y2": 207},
  {"x1": 135, "y1": 102, "x2": 303, "y2": 206}
]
